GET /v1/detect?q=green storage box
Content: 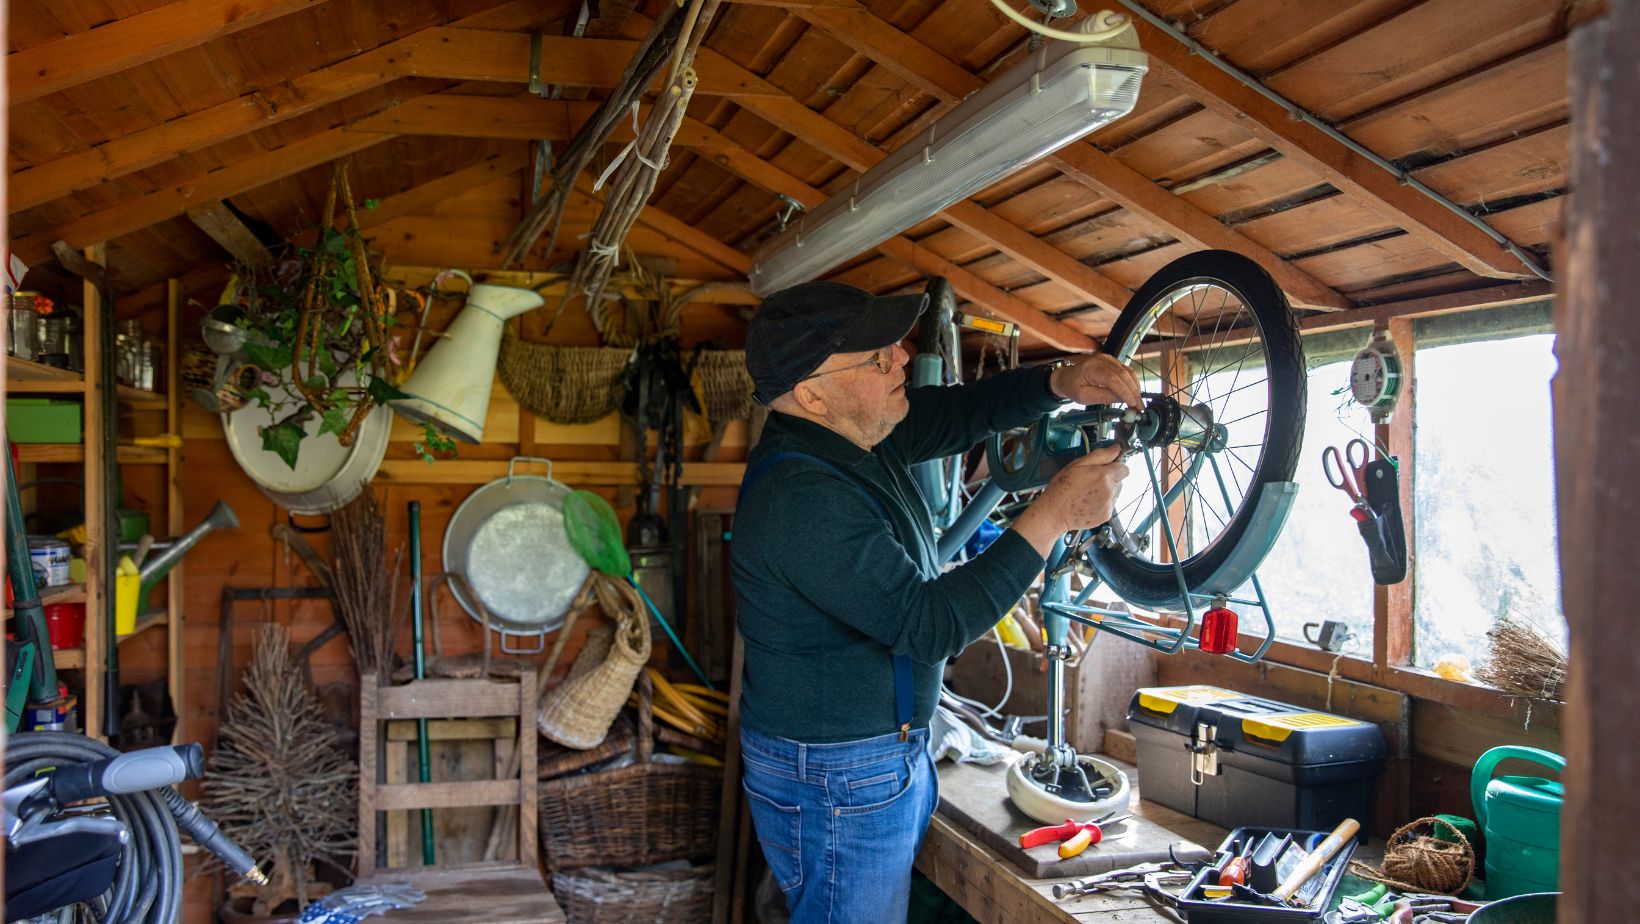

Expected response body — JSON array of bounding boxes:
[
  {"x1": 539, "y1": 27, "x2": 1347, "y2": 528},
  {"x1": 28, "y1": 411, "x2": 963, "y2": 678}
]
[{"x1": 5, "y1": 398, "x2": 82, "y2": 443}]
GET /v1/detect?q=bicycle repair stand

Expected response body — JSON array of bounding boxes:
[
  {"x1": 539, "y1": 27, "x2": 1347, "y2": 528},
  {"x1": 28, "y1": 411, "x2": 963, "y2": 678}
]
[{"x1": 1017, "y1": 439, "x2": 1299, "y2": 808}]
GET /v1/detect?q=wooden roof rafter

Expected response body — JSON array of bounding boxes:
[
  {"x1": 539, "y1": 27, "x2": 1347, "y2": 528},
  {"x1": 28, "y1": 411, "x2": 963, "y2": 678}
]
[
  {"x1": 13, "y1": 23, "x2": 1101, "y2": 350},
  {"x1": 6, "y1": 0, "x2": 569, "y2": 211},
  {"x1": 6, "y1": 0, "x2": 328, "y2": 105},
  {"x1": 759, "y1": 0, "x2": 1353, "y2": 312},
  {"x1": 1123, "y1": 9, "x2": 1548, "y2": 280}
]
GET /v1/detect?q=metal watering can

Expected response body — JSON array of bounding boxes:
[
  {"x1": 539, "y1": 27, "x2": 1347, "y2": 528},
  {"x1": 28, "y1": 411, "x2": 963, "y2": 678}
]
[
  {"x1": 136, "y1": 500, "x2": 239, "y2": 602},
  {"x1": 1471, "y1": 745, "x2": 1564, "y2": 899}
]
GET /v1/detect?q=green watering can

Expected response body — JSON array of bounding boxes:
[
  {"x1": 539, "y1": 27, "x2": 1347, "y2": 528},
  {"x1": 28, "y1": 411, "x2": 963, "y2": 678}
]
[{"x1": 1471, "y1": 745, "x2": 1565, "y2": 899}]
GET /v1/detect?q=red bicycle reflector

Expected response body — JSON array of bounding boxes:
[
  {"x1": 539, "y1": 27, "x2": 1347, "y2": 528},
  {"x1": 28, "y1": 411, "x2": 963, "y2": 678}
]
[{"x1": 1199, "y1": 606, "x2": 1238, "y2": 655}]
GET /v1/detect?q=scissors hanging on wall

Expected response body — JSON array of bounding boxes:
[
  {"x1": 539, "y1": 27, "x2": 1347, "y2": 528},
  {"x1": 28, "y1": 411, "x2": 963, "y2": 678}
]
[{"x1": 1321, "y1": 437, "x2": 1406, "y2": 585}]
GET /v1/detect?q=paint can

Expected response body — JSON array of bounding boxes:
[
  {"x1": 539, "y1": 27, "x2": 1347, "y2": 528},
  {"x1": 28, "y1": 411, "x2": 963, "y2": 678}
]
[{"x1": 27, "y1": 536, "x2": 71, "y2": 587}]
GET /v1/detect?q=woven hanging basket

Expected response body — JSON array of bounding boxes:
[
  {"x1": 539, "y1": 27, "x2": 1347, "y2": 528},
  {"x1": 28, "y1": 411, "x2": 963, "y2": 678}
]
[{"x1": 498, "y1": 330, "x2": 755, "y2": 426}]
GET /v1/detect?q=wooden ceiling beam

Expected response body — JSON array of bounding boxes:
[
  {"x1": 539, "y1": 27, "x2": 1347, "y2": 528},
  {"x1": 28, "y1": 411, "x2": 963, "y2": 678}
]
[
  {"x1": 777, "y1": 0, "x2": 1350, "y2": 312},
  {"x1": 9, "y1": 48, "x2": 394, "y2": 211},
  {"x1": 1125, "y1": 15, "x2": 1540, "y2": 280},
  {"x1": 7, "y1": 0, "x2": 549, "y2": 213},
  {"x1": 10, "y1": 127, "x2": 387, "y2": 265},
  {"x1": 6, "y1": 0, "x2": 328, "y2": 106},
  {"x1": 186, "y1": 202, "x2": 275, "y2": 266},
  {"x1": 11, "y1": 28, "x2": 788, "y2": 215},
  {"x1": 350, "y1": 94, "x2": 1100, "y2": 348}
]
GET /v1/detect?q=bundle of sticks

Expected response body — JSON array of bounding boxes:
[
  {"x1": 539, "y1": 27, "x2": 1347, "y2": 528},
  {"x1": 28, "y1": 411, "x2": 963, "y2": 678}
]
[
  {"x1": 1476, "y1": 616, "x2": 1567, "y2": 701},
  {"x1": 499, "y1": 0, "x2": 703, "y2": 271},
  {"x1": 332, "y1": 487, "x2": 405, "y2": 680},
  {"x1": 568, "y1": 0, "x2": 720, "y2": 306}
]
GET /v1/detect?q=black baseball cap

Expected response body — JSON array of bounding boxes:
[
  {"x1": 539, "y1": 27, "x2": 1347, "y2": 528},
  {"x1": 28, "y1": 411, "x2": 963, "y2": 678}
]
[{"x1": 746, "y1": 281, "x2": 928, "y2": 404}]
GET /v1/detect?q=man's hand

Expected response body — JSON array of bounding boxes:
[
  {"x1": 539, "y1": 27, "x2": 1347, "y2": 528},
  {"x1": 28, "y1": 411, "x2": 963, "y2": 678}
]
[
  {"x1": 1049, "y1": 354, "x2": 1144, "y2": 408},
  {"x1": 1012, "y1": 445, "x2": 1130, "y2": 558}
]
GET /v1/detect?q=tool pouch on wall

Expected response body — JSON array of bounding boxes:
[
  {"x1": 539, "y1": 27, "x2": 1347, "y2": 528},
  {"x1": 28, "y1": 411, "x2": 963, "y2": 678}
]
[{"x1": 1357, "y1": 459, "x2": 1407, "y2": 584}]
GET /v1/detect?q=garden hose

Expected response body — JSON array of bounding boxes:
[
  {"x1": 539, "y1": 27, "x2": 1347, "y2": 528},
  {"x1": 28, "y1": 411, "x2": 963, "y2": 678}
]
[
  {"x1": 6, "y1": 732, "x2": 265, "y2": 923},
  {"x1": 8, "y1": 732, "x2": 181, "y2": 924}
]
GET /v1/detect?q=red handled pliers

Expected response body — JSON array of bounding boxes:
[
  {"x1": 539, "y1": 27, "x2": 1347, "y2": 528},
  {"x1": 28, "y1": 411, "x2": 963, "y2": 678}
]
[{"x1": 1019, "y1": 811, "x2": 1133, "y2": 859}]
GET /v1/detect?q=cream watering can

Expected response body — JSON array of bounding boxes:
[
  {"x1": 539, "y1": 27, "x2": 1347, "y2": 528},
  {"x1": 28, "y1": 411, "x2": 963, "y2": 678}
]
[{"x1": 392, "y1": 283, "x2": 543, "y2": 443}]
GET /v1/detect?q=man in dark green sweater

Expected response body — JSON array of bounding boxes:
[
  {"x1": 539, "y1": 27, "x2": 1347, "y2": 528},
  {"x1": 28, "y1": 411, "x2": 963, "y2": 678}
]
[{"x1": 733, "y1": 280, "x2": 1139, "y2": 922}]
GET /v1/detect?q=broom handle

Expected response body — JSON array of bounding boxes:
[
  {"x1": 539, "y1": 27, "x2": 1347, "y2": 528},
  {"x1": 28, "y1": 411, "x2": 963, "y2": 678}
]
[{"x1": 409, "y1": 501, "x2": 435, "y2": 866}]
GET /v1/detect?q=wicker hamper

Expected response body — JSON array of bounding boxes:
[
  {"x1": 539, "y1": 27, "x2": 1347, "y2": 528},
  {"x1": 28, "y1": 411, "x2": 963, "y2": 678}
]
[
  {"x1": 538, "y1": 672, "x2": 722, "y2": 870},
  {"x1": 551, "y1": 864, "x2": 714, "y2": 924}
]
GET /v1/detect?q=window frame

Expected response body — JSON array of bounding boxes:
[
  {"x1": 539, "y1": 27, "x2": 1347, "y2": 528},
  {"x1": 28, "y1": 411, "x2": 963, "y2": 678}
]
[{"x1": 1140, "y1": 288, "x2": 1558, "y2": 720}]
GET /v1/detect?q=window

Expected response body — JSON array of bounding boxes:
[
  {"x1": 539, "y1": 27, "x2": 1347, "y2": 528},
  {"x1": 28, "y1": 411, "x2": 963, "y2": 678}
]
[
  {"x1": 1412, "y1": 304, "x2": 1564, "y2": 670},
  {"x1": 1208, "y1": 331, "x2": 1376, "y2": 655},
  {"x1": 1245, "y1": 356, "x2": 1377, "y2": 653}
]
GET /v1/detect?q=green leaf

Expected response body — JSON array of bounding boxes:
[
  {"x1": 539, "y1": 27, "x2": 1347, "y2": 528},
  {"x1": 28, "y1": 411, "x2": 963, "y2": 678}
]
[
  {"x1": 245, "y1": 387, "x2": 271, "y2": 407},
  {"x1": 318, "y1": 350, "x2": 338, "y2": 377},
  {"x1": 260, "y1": 420, "x2": 305, "y2": 470},
  {"x1": 244, "y1": 340, "x2": 292, "y2": 372},
  {"x1": 303, "y1": 375, "x2": 328, "y2": 390},
  {"x1": 366, "y1": 376, "x2": 410, "y2": 405},
  {"x1": 318, "y1": 406, "x2": 350, "y2": 437},
  {"x1": 321, "y1": 228, "x2": 349, "y2": 255},
  {"x1": 365, "y1": 198, "x2": 380, "y2": 210},
  {"x1": 563, "y1": 490, "x2": 631, "y2": 577}
]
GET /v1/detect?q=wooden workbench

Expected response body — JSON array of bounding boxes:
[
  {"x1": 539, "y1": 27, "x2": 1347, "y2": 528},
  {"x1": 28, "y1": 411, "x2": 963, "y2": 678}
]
[{"x1": 915, "y1": 760, "x2": 1230, "y2": 923}]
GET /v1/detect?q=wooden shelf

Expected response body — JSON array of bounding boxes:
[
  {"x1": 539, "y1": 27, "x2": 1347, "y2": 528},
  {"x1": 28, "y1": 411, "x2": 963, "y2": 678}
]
[
  {"x1": 118, "y1": 609, "x2": 168, "y2": 643},
  {"x1": 116, "y1": 384, "x2": 168, "y2": 410},
  {"x1": 53, "y1": 647, "x2": 86, "y2": 669},
  {"x1": 7, "y1": 355, "x2": 169, "y2": 408},
  {"x1": 5, "y1": 584, "x2": 88, "y2": 615},
  {"x1": 15, "y1": 443, "x2": 170, "y2": 464},
  {"x1": 6, "y1": 355, "x2": 83, "y2": 392},
  {"x1": 41, "y1": 582, "x2": 86, "y2": 605}
]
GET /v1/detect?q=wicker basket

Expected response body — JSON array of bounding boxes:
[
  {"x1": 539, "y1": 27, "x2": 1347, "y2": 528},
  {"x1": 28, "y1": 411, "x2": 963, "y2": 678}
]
[
  {"x1": 551, "y1": 864, "x2": 713, "y2": 924},
  {"x1": 538, "y1": 673, "x2": 722, "y2": 870}
]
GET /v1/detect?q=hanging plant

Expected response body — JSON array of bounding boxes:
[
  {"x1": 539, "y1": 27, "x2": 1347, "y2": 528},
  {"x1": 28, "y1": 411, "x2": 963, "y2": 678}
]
[{"x1": 227, "y1": 160, "x2": 456, "y2": 468}]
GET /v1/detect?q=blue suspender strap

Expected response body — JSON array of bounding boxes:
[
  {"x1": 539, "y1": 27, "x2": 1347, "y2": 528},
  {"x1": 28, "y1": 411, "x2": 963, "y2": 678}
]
[{"x1": 739, "y1": 450, "x2": 917, "y2": 742}]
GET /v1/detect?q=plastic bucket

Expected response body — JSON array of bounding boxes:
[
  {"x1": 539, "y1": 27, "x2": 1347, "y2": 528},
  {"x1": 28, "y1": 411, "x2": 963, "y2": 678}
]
[{"x1": 44, "y1": 602, "x2": 85, "y2": 649}]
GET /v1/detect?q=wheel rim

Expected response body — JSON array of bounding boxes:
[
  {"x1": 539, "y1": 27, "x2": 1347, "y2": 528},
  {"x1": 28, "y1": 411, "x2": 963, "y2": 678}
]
[{"x1": 1104, "y1": 276, "x2": 1276, "y2": 572}]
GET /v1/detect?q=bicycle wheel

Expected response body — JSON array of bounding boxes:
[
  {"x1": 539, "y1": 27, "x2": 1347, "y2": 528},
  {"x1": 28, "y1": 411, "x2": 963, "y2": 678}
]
[{"x1": 1087, "y1": 250, "x2": 1306, "y2": 610}]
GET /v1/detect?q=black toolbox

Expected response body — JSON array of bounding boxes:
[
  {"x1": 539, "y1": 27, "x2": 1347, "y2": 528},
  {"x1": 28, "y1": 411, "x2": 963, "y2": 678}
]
[{"x1": 1127, "y1": 685, "x2": 1385, "y2": 836}]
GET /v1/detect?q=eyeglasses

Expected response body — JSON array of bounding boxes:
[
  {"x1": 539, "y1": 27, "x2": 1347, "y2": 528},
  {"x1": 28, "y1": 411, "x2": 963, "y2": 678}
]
[{"x1": 799, "y1": 347, "x2": 895, "y2": 382}]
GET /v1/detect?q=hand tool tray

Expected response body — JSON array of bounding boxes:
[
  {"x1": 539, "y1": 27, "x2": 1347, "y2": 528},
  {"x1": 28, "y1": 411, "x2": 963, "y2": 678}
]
[{"x1": 1177, "y1": 826, "x2": 1356, "y2": 923}]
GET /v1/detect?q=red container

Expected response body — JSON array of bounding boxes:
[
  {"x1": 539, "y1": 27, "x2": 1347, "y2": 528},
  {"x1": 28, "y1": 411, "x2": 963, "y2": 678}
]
[{"x1": 44, "y1": 602, "x2": 85, "y2": 650}]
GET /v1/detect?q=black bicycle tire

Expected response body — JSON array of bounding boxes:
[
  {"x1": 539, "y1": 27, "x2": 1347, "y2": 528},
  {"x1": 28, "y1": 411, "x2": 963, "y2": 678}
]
[{"x1": 1088, "y1": 250, "x2": 1306, "y2": 610}]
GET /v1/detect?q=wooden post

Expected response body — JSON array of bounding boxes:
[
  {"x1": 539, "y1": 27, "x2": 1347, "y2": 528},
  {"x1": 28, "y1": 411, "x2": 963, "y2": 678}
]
[
  {"x1": 1374, "y1": 318, "x2": 1414, "y2": 669},
  {"x1": 82, "y1": 244, "x2": 107, "y2": 739},
  {"x1": 166, "y1": 279, "x2": 185, "y2": 741},
  {"x1": 1558, "y1": 5, "x2": 1640, "y2": 920}
]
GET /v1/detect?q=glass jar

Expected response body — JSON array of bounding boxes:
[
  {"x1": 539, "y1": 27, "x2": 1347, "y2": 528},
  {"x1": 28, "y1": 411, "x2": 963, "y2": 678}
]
[
  {"x1": 36, "y1": 315, "x2": 71, "y2": 368},
  {"x1": 8, "y1": 294, "x2": 37, "y2": 360}
]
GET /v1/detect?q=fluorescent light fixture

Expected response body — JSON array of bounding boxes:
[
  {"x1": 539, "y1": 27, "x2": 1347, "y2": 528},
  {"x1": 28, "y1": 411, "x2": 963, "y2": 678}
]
[{"x1": 748, "y1": 16, "x2": 1148, "y2": 296}]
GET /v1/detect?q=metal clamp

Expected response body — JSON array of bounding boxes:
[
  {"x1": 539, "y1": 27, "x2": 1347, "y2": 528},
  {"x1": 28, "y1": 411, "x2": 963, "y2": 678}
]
[{"x1": 1189, "y1": 721, "x2": 1219, "y2": 785}]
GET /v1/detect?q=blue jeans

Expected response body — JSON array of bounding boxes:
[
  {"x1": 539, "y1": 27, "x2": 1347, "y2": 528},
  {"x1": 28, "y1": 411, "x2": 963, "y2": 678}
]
[{"x1": 740, "y1": 724, "x2": 938, "y2": 924}]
